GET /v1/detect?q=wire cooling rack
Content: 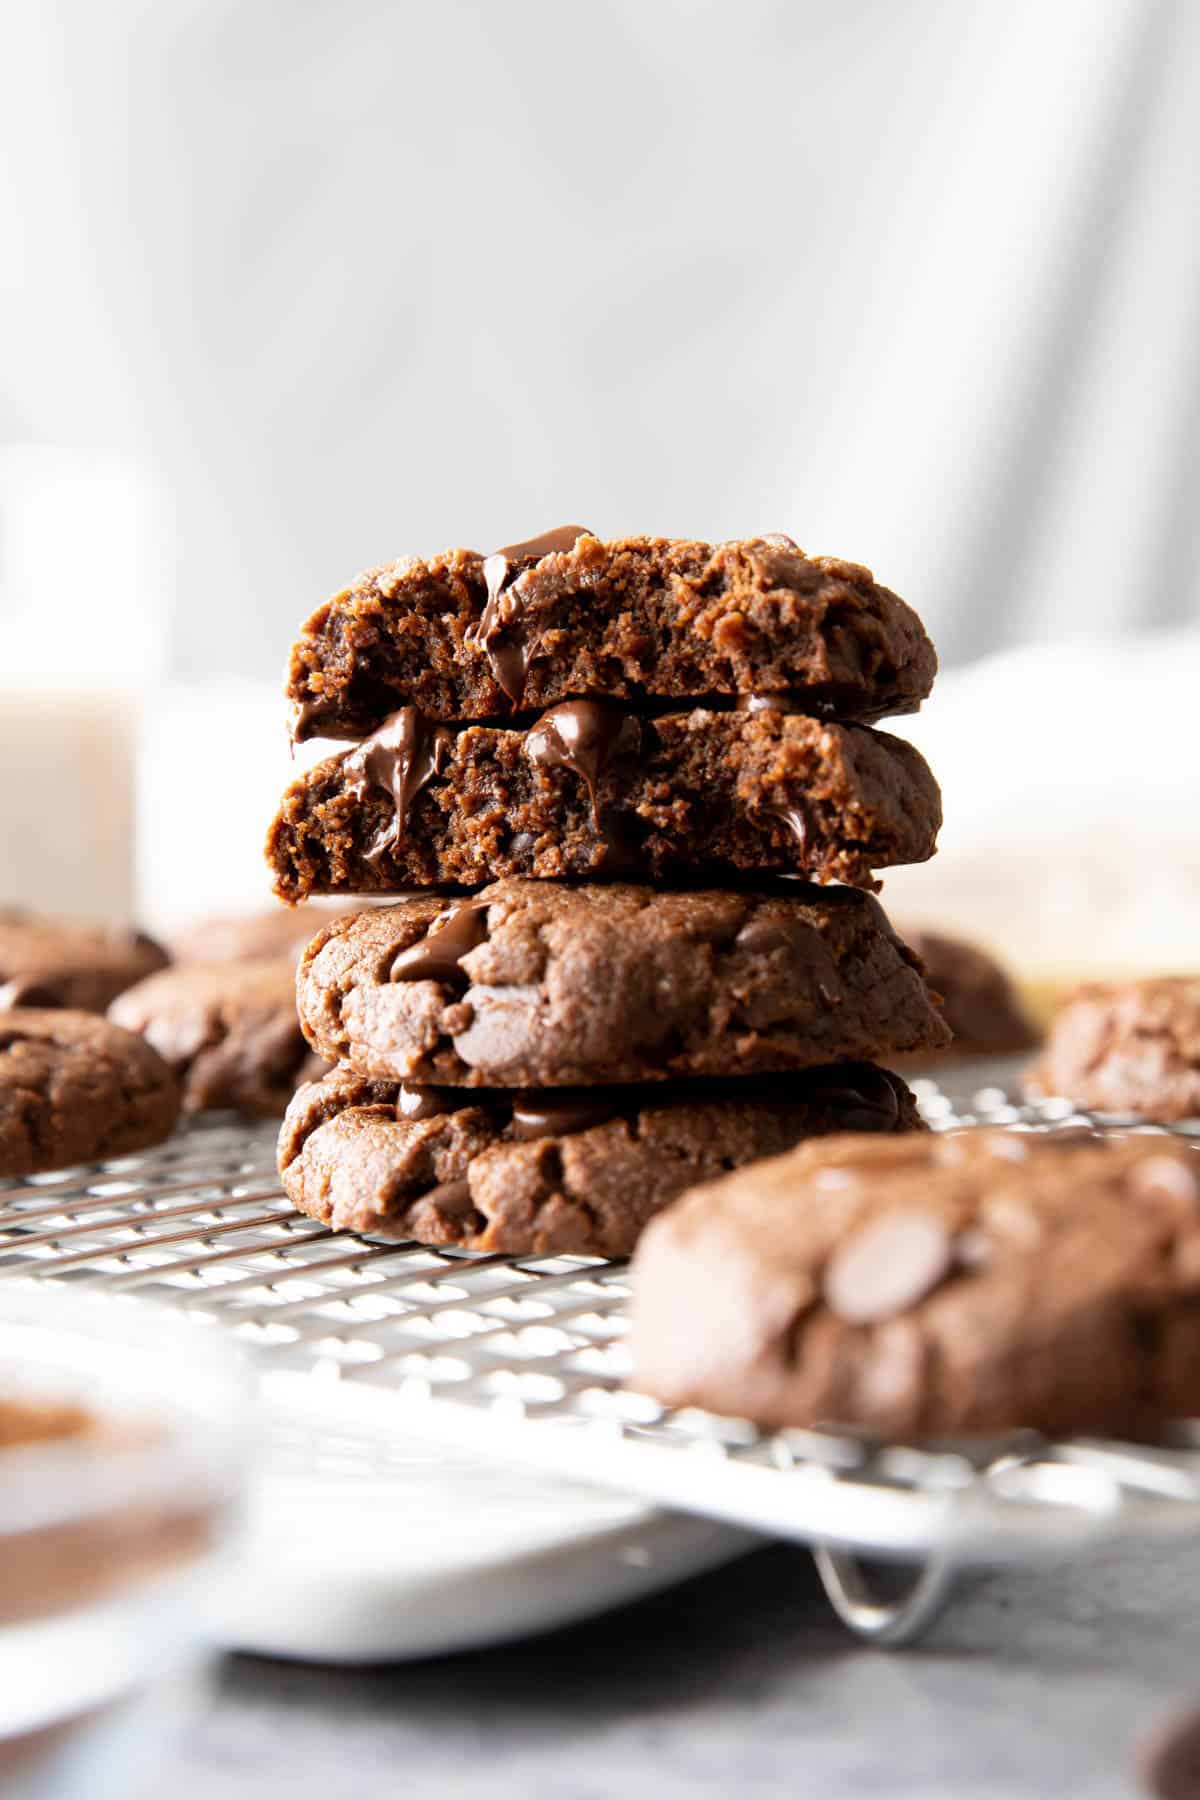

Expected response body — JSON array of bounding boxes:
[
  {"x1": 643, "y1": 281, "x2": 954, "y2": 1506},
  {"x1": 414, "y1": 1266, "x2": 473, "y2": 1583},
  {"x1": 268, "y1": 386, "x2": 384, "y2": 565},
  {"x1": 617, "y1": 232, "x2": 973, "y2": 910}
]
[{"x1": 3, "y1": 1060, "x2": 1200, "y2": 1645}]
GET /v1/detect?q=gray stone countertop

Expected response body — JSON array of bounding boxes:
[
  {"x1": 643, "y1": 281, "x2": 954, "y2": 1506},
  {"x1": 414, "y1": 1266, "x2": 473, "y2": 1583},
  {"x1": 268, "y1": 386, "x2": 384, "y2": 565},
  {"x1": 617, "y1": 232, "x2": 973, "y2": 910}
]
[{"x1": 171, "y1": 1535, "x2": 1200, "y2": 1799}]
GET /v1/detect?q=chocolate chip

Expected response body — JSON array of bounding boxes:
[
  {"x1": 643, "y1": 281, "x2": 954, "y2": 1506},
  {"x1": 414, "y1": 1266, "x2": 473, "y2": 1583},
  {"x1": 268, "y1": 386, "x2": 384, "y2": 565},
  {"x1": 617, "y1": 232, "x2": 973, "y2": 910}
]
[
  {"x1": 824, "y1": 1211, "x2": 954, "y2": 1325},
  {"x1": 510, "y1": 1090, "x2": 618, "y2": 1142},
  {"x1": 388, "y1": 901, "x2": 488, "y2": 986}
]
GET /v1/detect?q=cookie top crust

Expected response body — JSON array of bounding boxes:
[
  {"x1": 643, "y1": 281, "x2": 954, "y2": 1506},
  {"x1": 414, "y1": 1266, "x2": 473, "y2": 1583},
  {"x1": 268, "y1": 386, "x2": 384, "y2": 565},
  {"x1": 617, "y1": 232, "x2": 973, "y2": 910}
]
[
  {"x1": 285, "y1": 532, "x2": 937, "y2": 737},
  {"x1": 109, "y1": 958, "x2": 325, "y2": 1119},
  {"x1": 1027, "y1": 976, "x2": 1200, "y2": 1122},
  {"x1": 0, "y1": 1008, "x2": 180, "y2": 1177},
  {"x1": 293, "y1": 881, "x2": 949, "y2": 1089},
  {"x1": 0, "y1": 914, "x2": 168, "y2": 1013},
  {"x1": 629, "y1": 1128, "x2": 1200, "y2": 1440},
  {"x1": 276, "y1": 1063, "x2": 924, "y2": 1256}
]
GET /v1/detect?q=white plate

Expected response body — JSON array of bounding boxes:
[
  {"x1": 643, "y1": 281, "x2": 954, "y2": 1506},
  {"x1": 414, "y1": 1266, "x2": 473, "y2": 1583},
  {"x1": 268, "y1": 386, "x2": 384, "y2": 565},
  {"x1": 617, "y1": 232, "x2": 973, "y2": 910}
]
[{"x1": 208, "y1": 1375, "x2": 756, "y2": 1663}]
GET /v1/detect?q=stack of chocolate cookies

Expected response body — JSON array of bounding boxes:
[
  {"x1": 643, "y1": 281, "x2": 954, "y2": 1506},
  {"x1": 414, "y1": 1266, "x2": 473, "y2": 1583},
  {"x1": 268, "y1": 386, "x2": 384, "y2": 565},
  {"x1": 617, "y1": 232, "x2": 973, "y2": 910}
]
[{"x1": 266, "y1": 529, "x2": 950, "y2": 1255}]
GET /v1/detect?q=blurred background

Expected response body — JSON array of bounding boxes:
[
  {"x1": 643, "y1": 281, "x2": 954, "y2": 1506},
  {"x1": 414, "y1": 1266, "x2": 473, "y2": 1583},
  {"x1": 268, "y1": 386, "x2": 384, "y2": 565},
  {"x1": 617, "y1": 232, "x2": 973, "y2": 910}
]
[{"x1": 2, "y1": 0, "x2": 1198, "y2": 972}]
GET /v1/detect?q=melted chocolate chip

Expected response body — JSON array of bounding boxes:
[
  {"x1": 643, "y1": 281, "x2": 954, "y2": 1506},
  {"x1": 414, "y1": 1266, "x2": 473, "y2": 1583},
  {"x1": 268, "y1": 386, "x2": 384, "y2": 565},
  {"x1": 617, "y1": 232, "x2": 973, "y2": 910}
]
[
  {"x1": 524, "y1": 700, "x2": 642, "y2": 824},
  {"x1": 470, "y1": 525, "x2": 591, "y2": 706},
  {"x1": 388, "y1": 901, "x2": 489, "y2": 987},
  {"x1": 805, "y1": 1064, "x2": 904, "y2": 1130},
  {"x1": 395, "y1": 1083, "x2": 455, "y2": 1122},
  {"x1": 290, "y1": 693, "x2": 334, "y2": 746},
  {"x1": 510, "y1": 1090, "x2": 619, "y2": 1142},
  {"x1": 345, "y1": 707, "x2": 455, "y2": 864},
  {"x1": 759, "y1": 532, "x2": 799, "y2": 549},
  {"x1": 764, "y1": 802, "x2": 810, "y2": 857},
  {"x1": 823, "y1": 1211, "x2": 955, "y2": 1325}
]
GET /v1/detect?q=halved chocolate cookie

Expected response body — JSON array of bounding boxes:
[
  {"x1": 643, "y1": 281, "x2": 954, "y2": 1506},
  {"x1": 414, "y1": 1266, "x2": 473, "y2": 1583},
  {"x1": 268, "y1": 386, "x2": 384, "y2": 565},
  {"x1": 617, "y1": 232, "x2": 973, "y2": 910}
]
[
  {"x1": 267, "y1": 703, "x2": 940, "y2": 898},
  {"x1": 286, "y1": 530, "x2": 937, "y2": 738}
]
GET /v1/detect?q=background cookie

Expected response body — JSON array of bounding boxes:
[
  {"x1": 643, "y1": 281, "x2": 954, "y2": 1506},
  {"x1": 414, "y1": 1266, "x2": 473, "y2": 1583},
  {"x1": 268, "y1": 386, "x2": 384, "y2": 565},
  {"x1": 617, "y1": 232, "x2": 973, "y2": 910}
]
[
  {"x1": 629, "y1": 1128, "x2": 1200, "y2": 1440},
  {"x1": 0, "y1": 914, "x2": 167, "y2": 1012},
  {"x1": 0, "y1": 1009, "x2": 180, "y2": 1177},
  {"x1": 295, "y1": 881, "x2": 951, "y2": 1089},
  {"x1": 899, "y1": 927, "x2": 1038, "y2": 1062},
  {"x1": 1027, "y1": 976, "x2": 1200, "y2": 1122},
  {"x1": 170, "y1": 904, "x2": 356, "y2": 966},
  {"x1": 110, "y1": 958, "x2": 325, "y2": 1118},
  {"x1": 286, "y1": 532, "x2": 936, "y2": 737},
  {"x1": 277, "y1": 1063, "x2": 924, "y2": 1255},
  {"x1": 268, "y1": 705, "x2": 941, "y2": 898}
]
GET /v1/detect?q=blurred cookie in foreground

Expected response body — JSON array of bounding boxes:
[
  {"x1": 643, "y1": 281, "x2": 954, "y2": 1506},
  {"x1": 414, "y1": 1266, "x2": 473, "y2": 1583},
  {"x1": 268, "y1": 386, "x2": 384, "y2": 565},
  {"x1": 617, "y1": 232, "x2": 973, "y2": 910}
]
[
  {"x1": 899, "y1": 927, "x2": 1038, "y2": 1062},
  {"x1": 277, "y1": 1063, "x2": 924, "y2": 1256},
  {"x1": 0, "y1": 1010, "x2": 180, "y2": 1177},
  {"x1": 629, "y1": 1129, "x2": 1200, "y2": 1440},
  {"x1": 0, "y1": 913, "x2": 167, "y2": 1012},
  {"x1": 1027, "y1": 976, "x2": 1200, "y2": 1122},
  {"x1": 110, "y1": 959, "x2": 325, "y2": 1119},
  {"x1": 169, "y1": 904, "x2": 356, "y2": 967}
]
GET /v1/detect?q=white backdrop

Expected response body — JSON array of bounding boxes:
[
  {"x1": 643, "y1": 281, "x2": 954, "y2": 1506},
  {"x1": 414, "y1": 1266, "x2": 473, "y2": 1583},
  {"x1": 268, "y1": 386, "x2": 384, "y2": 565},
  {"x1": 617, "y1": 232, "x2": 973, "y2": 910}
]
[{"x1": 3, "y1": 0, "x2": 1199, "y2": 683}]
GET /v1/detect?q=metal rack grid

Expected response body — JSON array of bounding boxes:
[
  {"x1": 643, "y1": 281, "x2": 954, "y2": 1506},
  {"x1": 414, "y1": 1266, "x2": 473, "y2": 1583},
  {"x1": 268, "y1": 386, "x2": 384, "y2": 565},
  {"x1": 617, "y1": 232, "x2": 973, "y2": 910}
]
[{"x1": 4, "y1": 1065, "x2": 1200, "y2": 1644}]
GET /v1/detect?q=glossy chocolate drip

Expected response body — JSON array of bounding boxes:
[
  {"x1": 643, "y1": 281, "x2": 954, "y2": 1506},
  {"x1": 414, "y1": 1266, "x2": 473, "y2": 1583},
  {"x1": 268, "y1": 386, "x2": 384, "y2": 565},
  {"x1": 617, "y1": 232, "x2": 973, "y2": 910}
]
[
  {"x1": 345, "y1": 706, "x2": 455, "y2": 864},
  {"x1": 471, "y1": 525, "x2": 591, "y2": 706},
  {"x1": 524, "y1": 699, "x2": 642, "y2": 825},
  {"x1": 736, "y1": 692, "x2": 810, "y2": 716},
  {"x1": 388, "y1": 900, "x2": 489, "y2": 986},
  {"x1": 764, "y1": 801, "x2": 810, "y2": 858},
  {"x1": 290, "y1": 694, "x2": 333, "y2": 746},
  {"x1": 395, "y1": 1083, "x2": 454, "y2": 1122},
  {"x1": 806, "y1": 1064, "x2": 904, "y2": 1129},
  {"x1": 510, "y1": 1089, "x2": 619, "y2": 1142}
]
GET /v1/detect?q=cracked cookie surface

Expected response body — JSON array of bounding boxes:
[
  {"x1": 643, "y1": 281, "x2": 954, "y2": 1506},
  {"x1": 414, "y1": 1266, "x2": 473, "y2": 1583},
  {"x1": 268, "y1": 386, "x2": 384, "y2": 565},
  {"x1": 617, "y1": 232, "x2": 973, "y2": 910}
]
[
  {"x1": 293, "y1": 880, "x2": 950, "y2": 1088},
  {"x1": 286, "y1": 533, "x2": 936, "y2": 738},
  {"x1": 0, "y1": 1008, "x2": 180, "y2": 1176},
  {"x1": 277, "y1": 1062, "x2": 924, "y2": 1255}
]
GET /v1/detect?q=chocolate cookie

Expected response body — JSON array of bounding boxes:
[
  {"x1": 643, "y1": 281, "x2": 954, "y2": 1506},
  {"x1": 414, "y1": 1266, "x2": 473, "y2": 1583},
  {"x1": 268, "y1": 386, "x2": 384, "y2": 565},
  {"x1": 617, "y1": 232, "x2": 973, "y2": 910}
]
[
  {"x1": 294, "y1": 880, "x2": 950, "y2": 1088},
  {"x1": 899, "y1": 928, "x2": 1038, "y2": 1061},
  {"x1": 1027, "y1": 977, "x2": 1200, "y2": 1121},
  {"x1": 629, "y1": 1129, "x2": 1200, "y2": 1440},
  {"x1": 286, "y1": 530, "x2": 937, "y2": 739},
  {"x1": 109, "y1": 959, "x2": 325, "y2": 1119},
  {"x1": 267, "y1": 704, "x2": 940, "y2": 898},
  {"x1": 277, "y1": 1063, "x2": 924, "y2": 1254},
  {"x1": 0, "y1": 1010, "x2": 180, "y2": 1177},
  {"x1": 170, "y1": 905, "x2": 356, "y2": 966},
  {"x1": 0, "y1": 915, "x2": 167, "y2": 1013}
]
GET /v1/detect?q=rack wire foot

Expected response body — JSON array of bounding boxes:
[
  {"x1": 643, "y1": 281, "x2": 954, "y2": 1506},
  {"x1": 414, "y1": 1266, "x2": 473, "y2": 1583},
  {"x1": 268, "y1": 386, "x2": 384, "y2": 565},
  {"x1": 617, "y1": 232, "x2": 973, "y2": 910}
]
[{"x1": 812, "y1": 1546, "x2": 957, "y2": 1645}]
